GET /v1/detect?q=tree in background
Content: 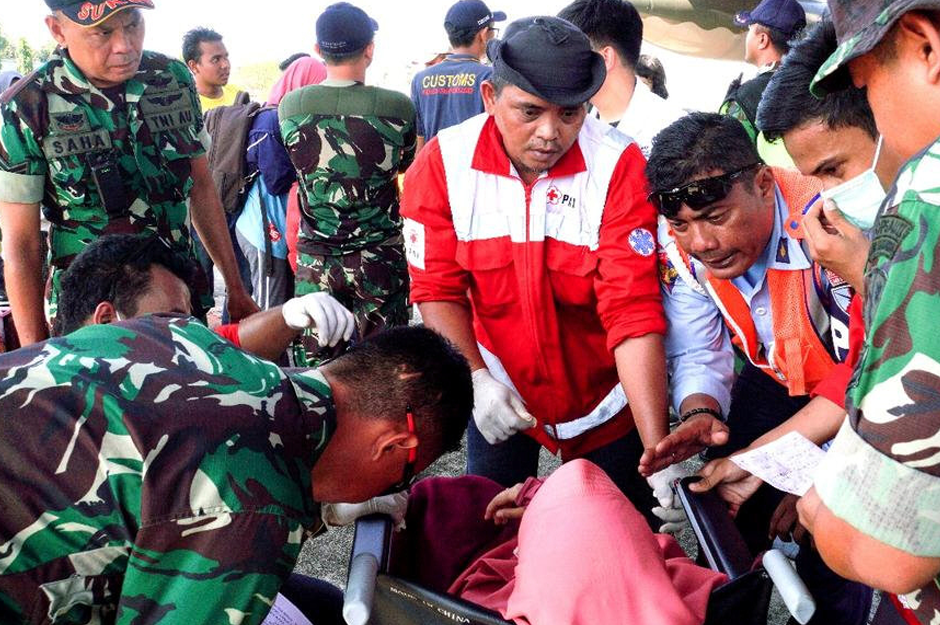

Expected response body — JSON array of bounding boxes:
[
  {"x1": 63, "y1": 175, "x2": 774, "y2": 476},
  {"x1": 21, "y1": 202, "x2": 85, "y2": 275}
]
[
  {"x1": 0, "y1": 26, "x2": 11, "y2": 61},
  {"x1": 16, "y1": 38, "x2": 34, "y2": 75}
]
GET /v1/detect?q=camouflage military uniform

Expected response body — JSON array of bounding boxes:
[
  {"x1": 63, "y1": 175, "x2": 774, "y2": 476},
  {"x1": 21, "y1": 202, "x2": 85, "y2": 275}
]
[
  {"x1": 0, "y1": 49, "x2": 212, "y2": 320},
  {"x1": 279, "y1": 80, "x2": 415, "y2": 365},
  {"x1": 812, "y1": 138, "x2": 940, "y2": 621},
  {"x1": 0, "y1": 314, "x2": 335, "y2": 624}
]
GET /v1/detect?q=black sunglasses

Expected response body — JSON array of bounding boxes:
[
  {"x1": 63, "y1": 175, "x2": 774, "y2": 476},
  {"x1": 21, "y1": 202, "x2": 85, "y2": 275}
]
[
  {"x1": 649, "y1": 163, "x2": 761, "y2": 217},
  {"x1": 381, "y1": 408, "x2": 418, "y2": 495}
]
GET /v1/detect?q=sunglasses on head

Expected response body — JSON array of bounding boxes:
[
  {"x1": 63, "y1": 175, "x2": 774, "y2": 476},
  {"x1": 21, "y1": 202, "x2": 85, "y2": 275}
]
[{"x1": 649, "y1": 163, "x2": 762, "y2": 217}]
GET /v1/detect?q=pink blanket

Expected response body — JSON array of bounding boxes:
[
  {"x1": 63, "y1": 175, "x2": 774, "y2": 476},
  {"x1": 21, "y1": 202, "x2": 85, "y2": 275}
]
[{"x1": 448, "y1": 460, "x2": 726, "y2": 625}]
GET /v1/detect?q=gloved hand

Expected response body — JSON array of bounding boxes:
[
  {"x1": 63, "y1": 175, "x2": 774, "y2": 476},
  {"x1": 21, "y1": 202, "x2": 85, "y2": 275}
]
[
  {"x1": 647, "y1": 464, "x2": 690, "y2": 533},
  {"x1": 321, "y1": 492, "x2": 409, "y2": 529},
  {"x1": 281, "y1": 292, "x2": 355, "y2": 348},
  {"x1": 471, "y1": 369, "x2": 536, "y2": 445}
]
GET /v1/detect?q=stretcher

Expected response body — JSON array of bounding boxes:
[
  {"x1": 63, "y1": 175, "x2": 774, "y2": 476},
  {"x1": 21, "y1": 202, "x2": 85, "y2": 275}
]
[{"x1": 344, "y1": 476, "x2": 817, "y2": 625}]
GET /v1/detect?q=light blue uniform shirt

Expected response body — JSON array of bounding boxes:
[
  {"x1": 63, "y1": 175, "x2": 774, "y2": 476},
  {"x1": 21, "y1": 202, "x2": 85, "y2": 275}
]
[{"x1": 659, "y1": 186, "x2": 813, "y2": 415}]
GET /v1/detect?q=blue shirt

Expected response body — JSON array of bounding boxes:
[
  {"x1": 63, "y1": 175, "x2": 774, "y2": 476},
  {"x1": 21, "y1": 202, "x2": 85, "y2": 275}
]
[
  {"x1": 659, "y1": 186, "x2": 851, "y2": 414},
  {"x1": 410, "y1": 54, "x2": 491, "y2": 140},
  {"x1": 246, "y1": 108, "x2": 295, "y2": 196},
  {"x1": 235, "y1": 176, "x2": 289, "y2": 259}
]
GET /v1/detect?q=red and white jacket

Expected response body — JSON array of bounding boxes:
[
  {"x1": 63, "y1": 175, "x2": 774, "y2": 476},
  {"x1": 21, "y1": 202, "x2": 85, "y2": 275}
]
[{"x1": 402, "y1": 114, "x2": 665, "y2": 457}]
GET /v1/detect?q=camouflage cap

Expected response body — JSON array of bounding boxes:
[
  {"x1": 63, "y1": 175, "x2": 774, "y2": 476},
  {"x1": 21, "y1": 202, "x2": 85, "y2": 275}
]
[
  {"x1": 45, "y1": 0, "x2": 154, "y2": 27},
  {"x1": 811, "y1": 0, "x2": 940, "y2": 96}
]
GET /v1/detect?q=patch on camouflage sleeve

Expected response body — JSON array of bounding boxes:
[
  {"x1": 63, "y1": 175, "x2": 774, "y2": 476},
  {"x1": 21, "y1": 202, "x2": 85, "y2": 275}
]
[
  {"x1": 403, "y1": 218, "x2": 425, "y2": 270},
  {"x1": 870, "y1": 214, "x2": 913, "y2": 262}
]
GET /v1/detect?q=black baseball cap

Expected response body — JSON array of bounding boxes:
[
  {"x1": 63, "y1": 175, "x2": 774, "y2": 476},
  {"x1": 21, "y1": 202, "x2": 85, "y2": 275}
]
[
  {"x1": 45, "y1": 0, "x2": 154, "y2": 27},
  {"x1": 445, "y1": 0, "x2": 506, "y2": 37},
  {"x1": 486, "y1": 16, "x2": 605, "y2": 107},
  {"x1": 734, "y1": 0, "x2": 806, "y2": 36},
  {"x1": 316, "y1": 2, "x2": 379, "y2": 56}
]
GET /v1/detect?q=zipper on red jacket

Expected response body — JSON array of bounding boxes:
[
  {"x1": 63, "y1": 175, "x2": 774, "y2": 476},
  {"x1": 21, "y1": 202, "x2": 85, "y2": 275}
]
[{"x1": 521, "y1": 177, "x2": 555, "y2": 435}]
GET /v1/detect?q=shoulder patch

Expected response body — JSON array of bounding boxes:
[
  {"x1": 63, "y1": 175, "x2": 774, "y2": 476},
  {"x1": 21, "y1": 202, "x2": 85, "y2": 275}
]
[
  {"x1": 628, "y1": 227, "x2": 655, "y2": 257},
  {"x1": 658, "y1": 250, "x2": 679, "y2": 292},
  {"x1": 870, "y1": 213, "x2": 914, "y2": 262}
]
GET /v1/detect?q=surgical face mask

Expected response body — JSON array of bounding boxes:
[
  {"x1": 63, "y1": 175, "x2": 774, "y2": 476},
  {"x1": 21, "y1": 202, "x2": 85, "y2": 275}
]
[{"x1": 819, "y1": 135, "x2": 886, "y2": 231}]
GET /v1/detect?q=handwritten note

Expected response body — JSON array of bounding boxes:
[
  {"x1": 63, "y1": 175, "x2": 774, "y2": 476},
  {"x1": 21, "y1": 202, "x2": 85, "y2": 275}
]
[
  {"x1": 261, "y1": 593, "x2": 314, "y2": 625},
  {"x1": 731, "y1": 431, "x2": 826, "y2": 496}
]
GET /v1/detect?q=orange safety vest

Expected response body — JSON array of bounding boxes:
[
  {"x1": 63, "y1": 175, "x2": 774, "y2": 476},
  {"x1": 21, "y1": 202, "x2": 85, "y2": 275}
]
[{"x1": 679, "y1": 169, "x2": 835, "y2": 396}]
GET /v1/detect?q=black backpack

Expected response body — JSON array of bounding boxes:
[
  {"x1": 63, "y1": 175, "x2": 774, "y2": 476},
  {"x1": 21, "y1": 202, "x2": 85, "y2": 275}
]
[{"x1": 204, "y1": 93, "x2": 274, "y2": 215}]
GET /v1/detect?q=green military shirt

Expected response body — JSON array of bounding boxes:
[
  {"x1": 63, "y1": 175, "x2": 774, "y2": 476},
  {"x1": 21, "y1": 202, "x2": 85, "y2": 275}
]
[
  {"x1": 278, "y1": 80, "x2": 416, "y2": 256},
  {"x1": 813, "y1": 137, "x2": 940, "y2": 622},
  {"x1": 0, "y1": 315, "x2": 335, "y2": 624},
  {"x1": 0, "y1": 49, "x2": 211, "y2": 313}
]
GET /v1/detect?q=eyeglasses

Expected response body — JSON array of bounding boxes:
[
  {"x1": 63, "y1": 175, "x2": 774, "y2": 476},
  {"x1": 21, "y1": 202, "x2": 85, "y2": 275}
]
[
  {"x1": 487, "y1": 26, "x2": 500, "y2": 39},
  {"x1": 383, "y1": 408, "x2": 418, "y2": 494},
  {"x1": 649, "y1": 163, "x2": 761, "y2": 217}
]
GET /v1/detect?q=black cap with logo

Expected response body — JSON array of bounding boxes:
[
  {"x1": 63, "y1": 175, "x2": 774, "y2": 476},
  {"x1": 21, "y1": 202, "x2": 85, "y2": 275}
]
[
  {"x1": 445, "y1": 0, "x2": 506, "y2": 37},
  {"x1": 45, "y1": 0, "x2": 154, "y2": 27},
  {"x1": 316, "y1": 2, "x2": 379, "y2": 56}
]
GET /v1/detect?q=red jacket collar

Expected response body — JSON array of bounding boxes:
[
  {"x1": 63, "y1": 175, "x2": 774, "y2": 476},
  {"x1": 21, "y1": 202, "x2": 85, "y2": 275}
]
[{"x1": 470, "y1": 116, "x2": 587, "y2": 180}]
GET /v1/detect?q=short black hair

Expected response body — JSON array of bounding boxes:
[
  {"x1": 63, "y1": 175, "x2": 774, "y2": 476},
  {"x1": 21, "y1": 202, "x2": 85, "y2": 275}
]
[
  {"x1": 449, "y1": 28, "x2": 483, "y2": 49},
  {"x1": 56, "y1": 234, "x2": 195, "y2": 336},
  {"x1": 558, "y1": 0, "x2": 643, "y2": 68},
  {"x1": 647, "y1": 112, "x2": 762, "y2": 200},
  {"x1": 320, "y1": 46, "x2": 370, "y2": 66},
  {"x1": 279, "y1": 52, "x2": 310, "y2": 72},
  {"x1": 758, "y1": 20, "x2": 877, "y2": 143},
  {"x1": 636, "y1": 54, "x2": 668, "y2": 99},
  {"x1": 325, "y1": 326, "x2": 472, "y2": 465},
  {"x1": 755, "y1": 22, "x2": 799, "y2": 56},
  {"x1": 182, "y1": 27, "x2": 223, "y2": 64}
]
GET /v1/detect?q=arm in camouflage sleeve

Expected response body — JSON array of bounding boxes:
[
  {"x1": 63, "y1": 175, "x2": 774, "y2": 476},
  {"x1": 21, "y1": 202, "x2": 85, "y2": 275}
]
[
  {"x1": 0, "y1": 85, "x2": 51, "y2": 344},
  {"x1": 116, "y1": 513, "x2": 302, "y2": 624},
  {"x1": 798, "y1": 485, "x2": 940, "y2": 594},
  {"x1": 400, "y1": 115, "x2": 417, "y2": 172},
  {"x1": 188, "y1": 156, "x2": 259, "y2": 322},
  {"x1": 0, "y1": 200, "x2": 48, "y2": 344}
]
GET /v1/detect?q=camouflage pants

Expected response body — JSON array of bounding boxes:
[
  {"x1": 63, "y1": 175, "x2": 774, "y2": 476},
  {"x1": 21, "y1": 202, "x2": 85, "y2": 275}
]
[{"x1": 293, "y1": 241, "x2": 409, "y2": 365}]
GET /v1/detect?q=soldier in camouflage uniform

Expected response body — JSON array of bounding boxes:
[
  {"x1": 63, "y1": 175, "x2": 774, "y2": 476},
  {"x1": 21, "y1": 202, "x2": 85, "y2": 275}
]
[
  {"x1": 797, "y1": 1, "x2": 940, "y2": 621},
  {"x1": 0, "y1": 318, "x2": 471, "y2": 624},
  {"x1": 279, "y1": 2, "x2": 416, "y2": 365},
  {"x1": 0, "y1": 0, "x2": 256, "y2": 347}
]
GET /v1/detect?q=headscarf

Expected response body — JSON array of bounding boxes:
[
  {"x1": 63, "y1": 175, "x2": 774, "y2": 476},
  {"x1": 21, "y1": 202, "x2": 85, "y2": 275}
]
[
  {"x1": 0, "y1": 71, "x2": 23, "y2": 94},
  {"x1": 267, "y1": 56, "x2": 327, "y2": 106}
]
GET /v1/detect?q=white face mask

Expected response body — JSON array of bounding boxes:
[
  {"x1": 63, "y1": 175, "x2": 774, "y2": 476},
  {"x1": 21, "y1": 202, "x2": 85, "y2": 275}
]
[{"x1": 819, "y1": 135, "x2": 886, "y2": 231}]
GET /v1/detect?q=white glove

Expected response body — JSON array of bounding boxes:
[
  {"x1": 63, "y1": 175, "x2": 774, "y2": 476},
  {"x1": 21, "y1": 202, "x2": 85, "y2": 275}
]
[
  {"x1": 281, "y1": 292, "x2": 355, "y2": 348},
  {"x1": 647, "y1": 464, "x2": 690, "y2": 534},
  {"x1": 321, "y1": 492, "x2": 409, "y2": 529},
  {"x1": 471, "y1": 369, "x2": 536, "y2": 445}
]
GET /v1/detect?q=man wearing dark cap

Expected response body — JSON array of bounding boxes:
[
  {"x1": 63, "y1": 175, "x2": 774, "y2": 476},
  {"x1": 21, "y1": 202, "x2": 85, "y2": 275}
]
[
  {"x1": 410, "y1": 0, "x2": 505, "y2": 152},
  {"x1": 279, "y1": 2, "x2": 415, "y2": 366},
  {"x1": 721, "y1": 0, "x2": 806, "y2": 165},
  {"x1": 795, "y1": 2, "x2": 940, "y2": 620},
  {"x1": 402, "y1": 16, "x2": 676, "y2": 531},
  {"x1": 0, "y1": 1, "x2": 257, "y2": 347}
]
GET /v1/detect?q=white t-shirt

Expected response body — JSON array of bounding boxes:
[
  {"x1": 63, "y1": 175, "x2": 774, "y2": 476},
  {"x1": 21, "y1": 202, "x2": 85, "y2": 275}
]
[{"x1": 614, "y1": 81, "x2": 687, "y2": 157}]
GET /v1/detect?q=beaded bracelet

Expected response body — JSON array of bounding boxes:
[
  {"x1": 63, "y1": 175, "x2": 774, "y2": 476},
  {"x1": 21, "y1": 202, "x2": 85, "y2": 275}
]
[{"x1": 679, "y1": 406, "x2": 723, "y2": 423}]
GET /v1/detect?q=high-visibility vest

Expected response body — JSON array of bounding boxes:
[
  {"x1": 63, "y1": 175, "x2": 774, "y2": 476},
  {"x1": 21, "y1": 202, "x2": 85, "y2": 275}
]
[{"x1": 674, "y1": 169, "x2": 835, "y2": 396}]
